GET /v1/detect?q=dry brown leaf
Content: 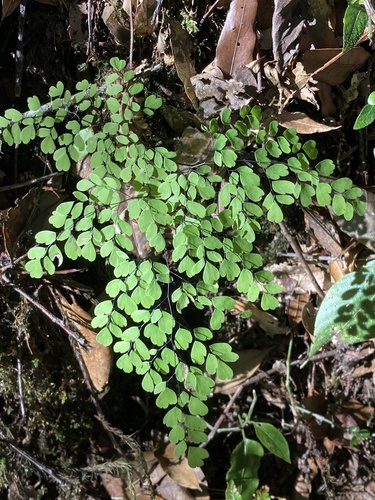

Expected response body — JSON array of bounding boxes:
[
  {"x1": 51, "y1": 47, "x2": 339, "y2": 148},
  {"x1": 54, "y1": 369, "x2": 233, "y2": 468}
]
[
  {"x1": 215, "y1": 0, "x2": 258, "y2": 76},
  {"x1": 2, "y1": 0, "x2": 20, "y2": 18},
  {"x1": 100, "y1": 473, "x2": 126, "y2": 499},
  {"x1": 304, "y1": 209, "x2": 342, "y2": 257},
  {"x1": 2, "y1": 188, "x2": 37, "y2": 259},
  {"x1": 233, "y1": 300, "x2": 289, "y2": 336},
  {"x1": 303, "y1": 48, "x2": 371, "y2": 86},
  {"x1": 134, "y1": 0, "x2": 158, "y2": 36},
  {"x1": 154, "y1": 443, "x2": 201, "y2": 491},
  {"x1": 170, "y1": 19, "x2": 198, "y2": 109},
  {"x1": 287, "y1": 292, "x2": 310, "y2": 327},
  {"x1": 301, "y1": 301, "x2": 317, "y2": 337},
  {"x1": 174, "y1": 127, "x2": 214, "y2": 169},
  {"x1": 215, "y1": 348, "x2": 270, "y2": 394},
  {"x1": 156, "y1": 473, "x2": 195, "y2": 500},
  {"x1": 59, "y1": 294, "x2": 112, "y2": 393},
  {"x1": 337, "y1": 399, "x2": 374, "y2": 424},
  {"x1": 268, "y1": 262, "x2": 330, "y2": 295},
  {"x1": 102, "y1": 4, "x2": 128, "y2": 44},
  {"x1": 272, "y1": 0, "x2": 306, "y2": 72},
  {"x1": 352, "y1": 357, "x2": 375, "y2": 378},
  {"x1": 277, "y1": 110, "x2": 340, "y2": 134},
  {"x1": 328, "y1": 260, "x2": 347, "y2": 282},
  {"x1": 301, "y1": 395, "x2": 331, "y2": 440}
]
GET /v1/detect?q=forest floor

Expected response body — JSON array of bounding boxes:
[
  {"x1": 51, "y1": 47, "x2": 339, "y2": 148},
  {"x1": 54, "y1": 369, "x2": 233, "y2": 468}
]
[{"x1": 0, "y1": 1, "x2": 374, "y2": 499}]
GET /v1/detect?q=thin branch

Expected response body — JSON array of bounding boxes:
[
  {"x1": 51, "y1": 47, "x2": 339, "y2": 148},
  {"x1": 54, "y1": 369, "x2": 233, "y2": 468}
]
[
  {"x1": 0, "y1": 426, "x2": 69, "y2": 485},
  {"x1": 15, "y1": 0, "x2": 28, "y2": 97},
  {"x1": 204, "y1": 348, "x2": 340, "y2": 444},
  {"x1": 1, "y1": 274, "x2": 88, "y2": 347},
  {"x1": 278, "y1": 220, "x2": 325, "y2": 299},
  {"x1": 0, "y1": 172, "x2": 62, "y2": 192}
]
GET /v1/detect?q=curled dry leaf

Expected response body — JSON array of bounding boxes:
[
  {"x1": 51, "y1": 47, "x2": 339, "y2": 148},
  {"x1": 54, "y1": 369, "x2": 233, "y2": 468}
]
[
  {"x1": 272, "y1": 0, "x2": 306, "y2": 71},
  {"x1": 134, "y1": 0, "x2": 158, "y2": 36},
  {"x1": 170, "y1": 19, "x2": 198, "y2": 109},
  {"x1": 102, "y1": 4, "x2": 128, "y2": 44},
  {"x1": 2, "y1": 188, "x2": 37, "y2": 259},
  {"x1": 287, "y1": 292, "x2": 310, "y2": 328},
  {"x1": 304, "y1": 208, "x2": 342, "y2": 257},
  {"x1": 2, "y1": 0, "x2": 21, "y2": 19},
  {"x1": 214, "y1": 348, "x2": 271, "y2": 394},
  {"x1": 268, "y1": 262, "x2": 330, "y2": 295},
  {"x1": 154, "y1": 442, "x2": 201, "y2": 491},
  {"x1": 277, "y1": 110, "x2": 340, "y2": 134},
  {"x1": 233, "y1": 299, "x2": 289, "y2": 336},
  {"x1": 59, "y1": 294, "x2": 112, "y2": 393}
]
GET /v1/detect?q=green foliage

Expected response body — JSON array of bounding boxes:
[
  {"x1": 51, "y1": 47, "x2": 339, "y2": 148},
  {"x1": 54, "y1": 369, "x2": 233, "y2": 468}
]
[
  {"x1": 0, "y1": 56, "x2": 364, "y2": 467},
  {"x1": 225, "y1": 420, "x2": 290, "y2": 498},
  {"x1": 342, "y1": 0, "x2": 369, "y2": 53},
  {"x1": 310, "y1": 260, "x2": 375, "y2": 358},
  {"x1": 226, "y1": 438, "x2": 264, "y2": 499},
  {"x1": 353, "y1": 91, "x2": 375, "y2": 130}
]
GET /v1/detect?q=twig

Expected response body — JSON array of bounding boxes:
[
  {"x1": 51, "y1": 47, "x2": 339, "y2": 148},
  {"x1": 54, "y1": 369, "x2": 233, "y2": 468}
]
[
  {"x1": 0, "y1": 172, "x2": 62, "y2": 192},
  {"x1": 199, "y1": 0, "x2": 221, "y2": 26},
  {"x1": 15, "y1": 0, "x2": 28, "y2": 97},
  {"x1": 152, "y1": 0, "x2": 164, "y2": 24},
  {"x1": 127, "y1": 0, "x2": 134, "y2": 69},
  {"x1": 204, "y1": 348, "x2": 340, "y2": 443},
  {"x1": 87, "y1": 0, "x2": 93, "y2": 55},
  {"x1": 0, "y1": 426, "x2": 69, "y2": 485},
  {"x1": 278, "y1": 220, "x2": 325, "y2": 299},
  {"x1": 1, "y1": 274, "x2": 88, "y2": 347},
  {"x1": 16, "y1": 326, "x2": 26, "y2": 419},
  {"x1": 203, "y1": 384, "x2": 244, "y2": 445}
]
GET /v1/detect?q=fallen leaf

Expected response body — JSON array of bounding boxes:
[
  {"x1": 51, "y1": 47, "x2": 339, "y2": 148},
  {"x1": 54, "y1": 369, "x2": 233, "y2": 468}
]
[
  {"x1": 304, "y1": 208, "x2": 343, "y2": 257},
  {"x1": 233, "y1": 300, "x2": 289, "y2": 336},
  {"x1": 134, "y1": 0, "x2": 158, "y2": 36},
  {"x1": 2, "y1": 188, "x2": 37, "y2": 259},
  {"x1": 154, "y1": 443, "x2": 201, "y2": 491},
  {"x1": 170, "y1": 19, "x2": 198, "y2": 109},
  {"x1": 174, "y1": 127, "x2": 214, "y2": 168},
  {"x1": 277, "y1": 110, "x2": 340, "y2": 134},
  {"x1": 352, "y1": 357, "x2": 375, "y2": 379},
  {"x1": 303, "y1": 48, "x2": 371, "y2": 86},
  {"x1": 268, "y1": 262, "x2": 330, "y2": 295},
  {"x1": 2, "y1": 0, "x2": 21, "y2": 19},
  {"x1": 100, "y1": 473, "x2": 126, "y2": 499},
  {"x1": 59, "y1": 294, "x2": 112, "y2": 393},
  {"x1": 336, "y1": 399, "x2": 374, "y2": 424},
  {"x1": 287, "y1": 292, "x2": 310, "y2": 327},
  {"x1": 215, "y1": 348, "x2": 271, "y2": 394},
  {"x1": 215, "y1": 0, "x2": 258, "y2": 76},
  {"x1": 302, "y1": 301, "x2": 317, "y2": 337},
  {"x1": 156, "y1": 473, "x2": 195, "y2": 500},
  {"x1": 272, "y1": 0, "x2": 306, "y2": 72}
]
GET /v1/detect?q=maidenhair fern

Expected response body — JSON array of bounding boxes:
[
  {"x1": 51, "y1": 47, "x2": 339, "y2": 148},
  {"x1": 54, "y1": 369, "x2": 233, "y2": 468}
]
[{"x1": 0, "y1": 57, "x2": 365, "y2": 467}]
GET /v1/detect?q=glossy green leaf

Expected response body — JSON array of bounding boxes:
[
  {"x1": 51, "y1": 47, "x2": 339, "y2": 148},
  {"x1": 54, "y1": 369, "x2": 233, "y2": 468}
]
[
  {"x1": 343, "y1": 3, "x2": 368, "y2": 53},
  {"x1": 226, "y1": 438, "x2": 264, "y2": 499},
  {"x1": 253, "y1": 422, "x2": 291, "y2": 463},
  {"x1": 310, "y1": 261, "x2": 375, "y2": 358}
]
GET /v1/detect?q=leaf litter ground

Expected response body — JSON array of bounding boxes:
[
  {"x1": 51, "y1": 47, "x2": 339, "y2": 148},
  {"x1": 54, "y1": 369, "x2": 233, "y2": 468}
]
[{"x1": 0, "y1": 1, "x2": 374, "y2": 498}]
